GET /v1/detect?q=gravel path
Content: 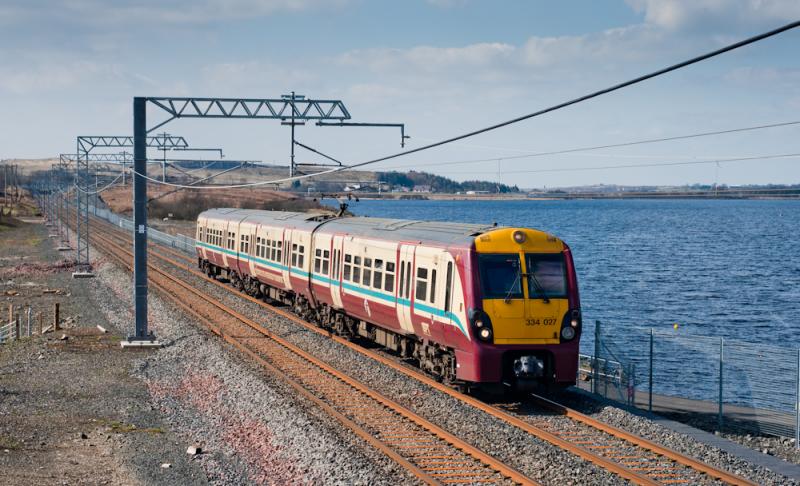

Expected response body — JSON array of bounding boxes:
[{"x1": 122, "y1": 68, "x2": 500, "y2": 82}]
[{"x1": 90, "y1": 244, "x2": 418, "y2": 485}]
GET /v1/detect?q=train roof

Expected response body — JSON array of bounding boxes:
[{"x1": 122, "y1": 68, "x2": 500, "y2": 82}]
[{"x1": 199, "y1": 208, "x2": 499, "y2": 247}]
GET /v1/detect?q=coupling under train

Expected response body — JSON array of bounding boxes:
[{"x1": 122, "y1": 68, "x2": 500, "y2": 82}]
[{"x1": 195, "y1": 208, "x2": 582, "y2": 391}]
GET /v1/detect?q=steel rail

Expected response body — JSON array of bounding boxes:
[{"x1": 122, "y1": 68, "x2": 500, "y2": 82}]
[
  {"x1": 87, "y1": 215, "x2": 756, "y2": 485},
  {"x1": 87, "y1": 228, "x2": 536, "y2": 486},
  {"x1": 527, "y1": 394, "x2": 757, "y2": 486}
]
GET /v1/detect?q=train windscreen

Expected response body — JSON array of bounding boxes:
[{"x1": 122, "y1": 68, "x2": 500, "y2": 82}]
[
  {"x1": 478, "y1": 254, "x2": 523, "y2": 299},
  {"x1": 525, "y1": 253, "x2": 567, "y2": 299}
]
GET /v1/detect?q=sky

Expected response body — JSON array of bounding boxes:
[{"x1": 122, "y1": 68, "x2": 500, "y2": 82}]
[{"x1": 0, "y1": 0, "x2": 799, "y2": 188}]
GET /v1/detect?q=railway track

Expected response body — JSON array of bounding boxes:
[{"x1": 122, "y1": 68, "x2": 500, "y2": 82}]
[
  {"x1": 79, "y1": 214, "x2": 757, "y2": 485},
  {"x1": 86, "y1": 226, "x2": 535, "y2": 486}
]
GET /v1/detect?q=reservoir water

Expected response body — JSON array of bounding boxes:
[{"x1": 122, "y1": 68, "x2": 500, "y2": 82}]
[{"x1": 339, "y1": 199, "x2": 800, "y2": 349}]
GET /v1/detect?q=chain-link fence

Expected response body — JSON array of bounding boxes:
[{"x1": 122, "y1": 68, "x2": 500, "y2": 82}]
[{"x1": 582, "y1": 321, "x2": 800, "y2": 446}]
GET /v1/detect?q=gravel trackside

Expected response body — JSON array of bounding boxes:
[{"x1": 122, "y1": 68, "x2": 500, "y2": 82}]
[
  {"x1": 90, "y1": 253, "x2": 418, "y2": 485},
  {"x1": 154, "y1": 244, "x2": 800, "y2": 486}
]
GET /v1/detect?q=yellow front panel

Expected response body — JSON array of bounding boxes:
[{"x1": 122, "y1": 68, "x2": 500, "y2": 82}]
[
  {"x1": 476, "y1": 227, "x2": 566, "y2": 345},
  {"x1": 486, "y1": 298, "x2": 567, "y2": 344}
]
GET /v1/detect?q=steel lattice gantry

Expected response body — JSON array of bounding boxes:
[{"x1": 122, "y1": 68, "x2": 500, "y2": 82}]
[
  {"x1": 127, "y1": 95, "x2": 407, "y2": 344},
  {"x1": 73, "y1": 135, "x2": 188, "y2": 276}
]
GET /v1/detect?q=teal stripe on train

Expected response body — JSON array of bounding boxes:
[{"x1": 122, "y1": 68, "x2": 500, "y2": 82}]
[{"x1": 197, "y1": 240, "x2": 468, "y2": 338}]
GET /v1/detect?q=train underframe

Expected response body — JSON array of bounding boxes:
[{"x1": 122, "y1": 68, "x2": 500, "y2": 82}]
[{"x1": 200, "y1": 258, "x2": 566, "y2": 393}]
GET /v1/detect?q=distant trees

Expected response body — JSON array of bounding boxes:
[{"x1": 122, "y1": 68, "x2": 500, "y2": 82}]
[{"x1": 377, "y1": 170, "x2": 519, "y2": 193}]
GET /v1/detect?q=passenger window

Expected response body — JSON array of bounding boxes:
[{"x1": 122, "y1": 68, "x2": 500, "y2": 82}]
[
  {"x1": 430, "y1": 269, "x2": 437, "y2": 304},
  {"x1": 399, "y1": 262, "x2": 405, "y2": 297},
  {"x1": 298, "y1": 245, "x2": 305, "y2": 267},
  {"x1": 277, "y1": 241, "x2": 282, "y2": 262},
  {"x1": 405, "y1": 262, "x2": 412, "y2": 298},
  {"x1": 292, "y1": 244, "x2": 298, "y2": 267},
  {"x1": 344, "y1": 254, "x2": 352, "y2": 281},
  {"x1": 373, "y1": 259, "x2": 383, "y2": 289},
  {"x1": 362, "y1": 266, "x2": 371, "y2": 286},
  {"x1": 416, "y1": 268, "x2": 428, "y2": 302},
  {"x1": 322, "y1": 250, "x2": 330, "y2": 275},
  {"x1": 314, "y1": 249, "x2": 322, "y2": 273},
  {"x1": 385, "y1": 261, "x2": 395, "y2": 292},
  {"x1": 444, "y1": 262, "x2": 453, "y2": 313},
  {"x1": 353, "y1": 265, "x2": 361, "y2": 283}
]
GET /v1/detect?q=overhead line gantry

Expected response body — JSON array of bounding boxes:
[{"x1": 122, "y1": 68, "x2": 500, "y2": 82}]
[{"x1": 126, "y1": 93, "x2": 408, "y2": 345}]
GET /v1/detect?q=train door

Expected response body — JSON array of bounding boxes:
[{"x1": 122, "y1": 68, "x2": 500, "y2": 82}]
[
  {"x1": 249, "y1": 224, "x2": 257, "y2": 276},
  {"x1": 396, "y1": 243, "x2": 415, "y2": 334},
  {"x1": 282, "y1": 228, "x2": 292, "y2": 289},
  {"x1": 331, "y1": 234, "x2": 344, "y2": 308}
]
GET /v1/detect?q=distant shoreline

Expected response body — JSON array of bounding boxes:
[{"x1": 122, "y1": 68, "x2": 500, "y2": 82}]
[{"x1": 348, "y1": 193, "x2": 800, "y2": 201}]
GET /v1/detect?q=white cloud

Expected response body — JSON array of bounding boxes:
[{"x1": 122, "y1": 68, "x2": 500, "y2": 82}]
[
  {"x1": 338, "y1": 42, "x2": 516, "y2": 73},
  {"x1": 0, "y1": 56, "x2": 124, "y2": 94},
  {"x1": 626, "y1": 0, "x2": 800, "y2": 31},
  {"x1": 200, "y1": 61, "x2": 319, "y2": 94}
]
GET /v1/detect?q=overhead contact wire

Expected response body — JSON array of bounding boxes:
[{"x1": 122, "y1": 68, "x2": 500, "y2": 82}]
[{"x1": 129, "y1": 20, "x2": 800, "y2": 189}]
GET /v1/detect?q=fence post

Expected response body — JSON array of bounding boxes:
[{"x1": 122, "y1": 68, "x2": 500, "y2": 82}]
[
  {"x1": 629, "y1": 363, "x2": 636, "y2": 407},
  {"x1": 54, "y1": 302, "x2": 60, "y2": 331},
  {"x1": 593, "y1": 320, "x2": 600, "y2": 395},
  {"x1": 795, "y1": 348, "x2": 799, "y2": 449},
  {"x1": 26, "y1": 306, "x2": 31, "y2": 337},
  {"x1": 718, "y1": 337, "x2": 724, "y2": 432},
  {"x1": 648, "y1": 328, "x2": 654, "y2": 413},
  {"x1": 14, "y1": 314, "x2": 20, "y2": 340}
]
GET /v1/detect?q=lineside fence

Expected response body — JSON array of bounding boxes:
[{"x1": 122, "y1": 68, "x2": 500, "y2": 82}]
[
  {"x1": 582, "y1": 321, "x2": 800, "y2": 446},
  {"x1": 1, "y1": 304, "x2": 55, "y2": 344},
  {"x1": 91, "y1": 205, "x2": 196, "y2": 254}
]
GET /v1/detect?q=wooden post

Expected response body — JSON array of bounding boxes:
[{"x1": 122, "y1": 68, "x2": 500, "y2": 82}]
[
  {"x1": 53, "y1": 303, "x2": 60, "y2": 331},
  {"x1": 14, "y1": 314, "x2": 20, "y2": 340},
  {"x1": 37, "y1": 312, "x2": 43, "y2": 334}
]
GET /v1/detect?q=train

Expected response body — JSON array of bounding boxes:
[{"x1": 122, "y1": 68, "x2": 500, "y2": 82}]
[{"x1": 195, "y1": 208, "x2": 582, "y2": 392}]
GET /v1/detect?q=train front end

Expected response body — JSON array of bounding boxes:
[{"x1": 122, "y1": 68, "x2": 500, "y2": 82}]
[{"x1": 468, "y1": 227, "x2": 581, "y2": 391}]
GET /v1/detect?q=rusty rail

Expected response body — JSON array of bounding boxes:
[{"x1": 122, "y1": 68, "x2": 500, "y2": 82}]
[
  {"x1": 90, "y1": 229, "x2": 536, "y2": 486},
  {"x1": 84, "y1": 213, "x2": 757, "y2": 486}
]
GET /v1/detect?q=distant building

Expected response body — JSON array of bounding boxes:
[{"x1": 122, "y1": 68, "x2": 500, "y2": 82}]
[
  {"x1": 412, "y1": 185, "x2": 432, "y2": 193},
  {"x1": 466, "y1": 190, "x2": 490, "y2": 195}
]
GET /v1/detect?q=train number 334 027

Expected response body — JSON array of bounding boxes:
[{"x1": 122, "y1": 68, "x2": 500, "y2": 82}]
[{"x1": 525, "y1": 318, "x2": 558, "y2": 326}]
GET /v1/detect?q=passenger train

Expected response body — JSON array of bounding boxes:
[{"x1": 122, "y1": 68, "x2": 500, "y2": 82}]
[{"x1": 196, "y1": 208, "x2": 582, "y2": 391}]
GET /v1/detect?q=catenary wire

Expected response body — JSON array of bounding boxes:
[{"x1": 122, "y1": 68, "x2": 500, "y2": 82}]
[
  {"x1": 132, "y1": 20, "x2": 800, "y2": 190},
  {"x1": 379, "y1": 119, "x2": 800, "y2": 170},
  {"x1": 428, "y1": 152, "x2": 800, "y2": 175},
  {"x1": 128, "y1": 152, "x2": 800, "y2": 188}
]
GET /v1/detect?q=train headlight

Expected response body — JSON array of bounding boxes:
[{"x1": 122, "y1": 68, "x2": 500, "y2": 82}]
[
  {"x1": 570, "y1": 319, "x2": 579, "y2": 327},
  {"x1": 469, "y1": 309, "x2": 494, "y2": 343},
  {"x1": 512, "y1": 230, "x2": 527, "y2": 244},
  {"x1": 561, "y1": 326, "x2": 576, "y2": 340}
]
